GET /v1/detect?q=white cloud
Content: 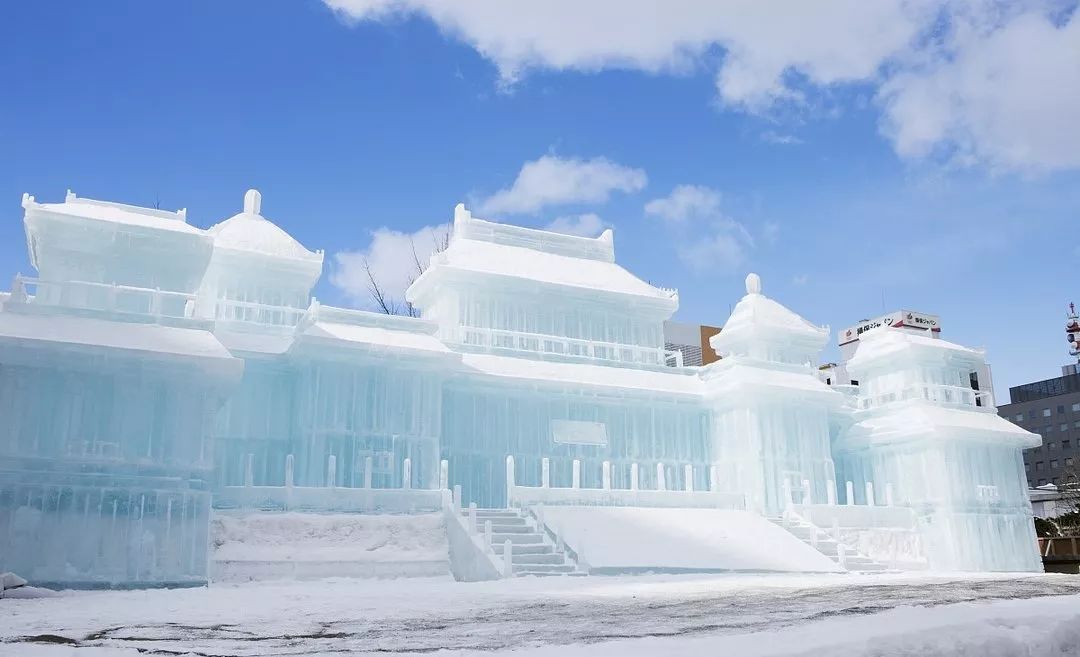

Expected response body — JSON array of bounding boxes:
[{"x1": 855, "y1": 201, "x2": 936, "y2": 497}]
[
  {"x1": 330, "y1": 224, "x2": 449, "y2": 309},
  {"x1": 325, "y1": 0, "x2": 1080, "y2": 173},
  {"x1": 643, "y1": 184, "x2": 721, "y2": 223},
  {"x1": 878, "y1": 9, "x2": 1080, "y2": 172},
  {"x1": 324, "y1": 0, "x2": 927, "y2": 109},
  {"x1": 645, "y1": 185, "x2": 753, "y2": 272},
  {"x1": 477, "y1": 155, "x2": 646, "y2": 215},
  {"x1": 761, "y1": 131, "x2": 803, "y2": 145},
  {"x1": 545, "y1": 213, "x2": 607, "y2": 237}
]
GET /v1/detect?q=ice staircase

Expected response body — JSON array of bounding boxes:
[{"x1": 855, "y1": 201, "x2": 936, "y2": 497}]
[
  {"x1": 768, "y1": 514, "x2": 889, "y2": 573},
  {"x1": 466, "y1": 508, "x2": 583, "y2": 577}
]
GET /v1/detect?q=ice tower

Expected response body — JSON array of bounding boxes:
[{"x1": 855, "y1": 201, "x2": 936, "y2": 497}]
[
  {"x1": 835, "y1": 328, "x2": 1041, "y2": 570},
  {"x1": 704, "y1": 273, "x2": 841, "y2": 515},
  {"x1": 2, "y1": 193, "x2": 242, "y2": 586},
  {"x1": 410, "y1": 205, "x2": 707, "y2": 507}
]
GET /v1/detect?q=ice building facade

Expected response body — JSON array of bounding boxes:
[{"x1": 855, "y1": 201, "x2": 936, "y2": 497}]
[{"x1": 0, "y1": 189, "x2": 1041, "y2": 585}]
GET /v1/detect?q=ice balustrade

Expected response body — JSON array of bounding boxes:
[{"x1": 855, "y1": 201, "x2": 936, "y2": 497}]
[
  {"x1": 11, "y1": 274, "x2": 197, "y2": 323},
  {"x1": 458, "y1": 324, "x2": 684, "y2": 366},
  {"x1": 215, "y1": 454, "x2": 446, "y2": 513},
  {"x1": 858, "y1": 382, "x2": 994, "y2": 411},
  {"x1": 10, "y1": 274, "x2": 311, "y2": 329},
  {"x1": 211, "y1": 297, "x2": 308, "y2": 327},
  {"x1": 504, "y1": 455, "x2": 748, "y2": 510}
]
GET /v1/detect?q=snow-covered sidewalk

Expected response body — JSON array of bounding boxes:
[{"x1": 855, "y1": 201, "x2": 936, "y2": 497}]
[{"x1": 3, "y1": 572, "x2": 1080, "y2": 656}]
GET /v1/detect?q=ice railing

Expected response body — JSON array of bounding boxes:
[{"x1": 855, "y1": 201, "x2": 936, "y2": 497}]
[
  {"x1": 504, "y1": 455, "x2": 747, "y2": 510},
  {"x1": 857, "y1": 383, "x2": 994, "y2": 411},
  {"x1": 783, "y1": 478, "x2": 918, "y2": 530},
  {"x1": 215, "y1": 453, "x2": 445, "y2": 513},
  {"x1": 9, "y1": 275, "x2": 311, "y2": 329},
  {"x1": 10, "y1": 275, "x2": 196, "y2": 322},
  {"x1": 458, "y1": 325, "x2": 685, "y2": 367},
  {"x1": 213, "y1": 298, "x2": 307, "y2": 328}
]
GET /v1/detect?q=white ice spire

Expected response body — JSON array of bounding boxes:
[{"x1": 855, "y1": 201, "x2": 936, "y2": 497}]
[
  {"x1": 243, "y1": 189, "x2": 262, "y2": 217},
  {"x1": 745, "y1": 272, "x2": 762, "y2": 296}
]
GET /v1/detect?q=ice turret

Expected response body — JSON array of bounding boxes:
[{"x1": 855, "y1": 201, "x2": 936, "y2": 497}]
[
  {"x1": 835, "y1": 327, "x2": 1041, "y2": 571},
  {"x1": 195, "y1": 189, "x2": 324, "y2": 327},
  {"x1": 703, "y1": 274, "x2": 839, "y2": 514}
]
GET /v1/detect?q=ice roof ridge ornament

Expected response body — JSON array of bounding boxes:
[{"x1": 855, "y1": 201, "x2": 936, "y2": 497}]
[
  {"x1": 745, "y1": 272, "x2": 762, "y2": 296},
  {"x1": 243, "y1": 189, "x2": 263, "y2": 218}
]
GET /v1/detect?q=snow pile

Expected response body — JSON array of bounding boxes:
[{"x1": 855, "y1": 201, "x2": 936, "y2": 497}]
[
  {"x1": 211, "y1": 511, "x2": 449, "y2": 580},
  {"x1": 541, "y1": 506, "x2": 840, "y2": 572}
]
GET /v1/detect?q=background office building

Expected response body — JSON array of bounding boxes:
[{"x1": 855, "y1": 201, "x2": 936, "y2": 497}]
[
  {"x1": 662, "y1": 320, "x2": 721, "y2": 367},
  {"x1": 998, "y1": 369, "x2": 1080, "y2": 489}
]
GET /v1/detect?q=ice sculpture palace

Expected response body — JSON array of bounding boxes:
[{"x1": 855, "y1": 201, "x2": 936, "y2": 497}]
[{"x1": 0, "y1": 189, "x2": 1042, "y2": 586}]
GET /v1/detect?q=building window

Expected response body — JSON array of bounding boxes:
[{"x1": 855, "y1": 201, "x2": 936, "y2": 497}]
[
  {"x1": 1049, "y1": 442, "x2": 1058, "y2": 450},
  {"x1": 1045, "y1": 425, "x2": 1054, "y2": 433},
  {"x1": 1072, "y1": 403, "x2": 1080, "y2": 412},
  {"x1": 1064, "y1": 440, "x2": 1072, "y2": 450},
  {"x1": 1043, "y1": 408, "x2": 1052, "y2": 417},
  {"x1": 1036, "y1": 461, "x2": 1045, "y2": 471},
  {"x1": 1051, "y1": 460, "x2": 1059, "y2": 469},
  {"x1": 1060, "y1": 405, "x2": 1067, "y2": 414},
  {"x1": 1016, "y1": 413, "x2": 1025, "y2": 421},
  {"x1": 1074, "y1": 421, "x2": 1080, "y2": 429},
  {"x1": 1062, "y1": 424, "x2": 1069, "y2": 432},
  {"x1": 1067, "y1": 458, "x2": 1075, "y2": 467}
]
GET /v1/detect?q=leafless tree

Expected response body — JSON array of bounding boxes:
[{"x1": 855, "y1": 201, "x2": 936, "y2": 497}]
[{"x1": 365, "y1": 224, "x2": 451, "y2": 317}]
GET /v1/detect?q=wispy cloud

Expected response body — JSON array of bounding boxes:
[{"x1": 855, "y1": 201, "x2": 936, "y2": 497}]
[{"x1": 477, "y1": 154, "x2": 646, "y2": 215}]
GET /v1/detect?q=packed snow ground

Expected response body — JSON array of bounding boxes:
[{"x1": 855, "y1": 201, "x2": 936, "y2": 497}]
[{"x1": 4, "y1": 572, "x2": 1080, "y2": 656}]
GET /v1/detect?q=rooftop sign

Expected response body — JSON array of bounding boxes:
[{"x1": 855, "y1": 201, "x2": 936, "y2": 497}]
[{"x1": 838, "y1": 310, "x2": 940, "y2": 346}]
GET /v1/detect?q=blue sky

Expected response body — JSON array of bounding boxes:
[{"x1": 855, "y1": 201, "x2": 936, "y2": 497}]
[{"x1": 2, "y1": 1, "x2": 1079, "y2": 394}]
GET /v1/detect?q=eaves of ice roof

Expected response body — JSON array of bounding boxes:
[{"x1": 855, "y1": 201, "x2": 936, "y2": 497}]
[
  {"x1": 842, "y1": 401, "x2": 1040, "y2": 449},
  {"x1": 457, "y1": 352, "x2": 703, "y2": 398}
]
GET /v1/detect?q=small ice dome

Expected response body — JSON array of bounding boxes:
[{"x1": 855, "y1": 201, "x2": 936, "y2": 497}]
[{"x1": 745, "y1": 272, "x2": 762, "y2": 295}]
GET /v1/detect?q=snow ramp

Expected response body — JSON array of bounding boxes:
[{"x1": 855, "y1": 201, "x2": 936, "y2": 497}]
[
  {"x1": 538, "y1": 507, "x2": 842, "y2": 574},
  {"x1": 210, "y1": 511, "x2": 450, "y2": 581}
]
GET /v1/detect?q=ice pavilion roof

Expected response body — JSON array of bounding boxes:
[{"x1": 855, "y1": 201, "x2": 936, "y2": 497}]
[
  {"x1": 23, "y1": 191, "x2": 203, "y2": 236},
  {"x1": 292, "y1": 304, "x2": 457, "y2": 362},
  {"x1": 848, "y1": 327, "x2": 983, "y2": 368},
  {"x1": 710, "y1": 273, "x2": 828, "y2": 352},
  {"x1": 206, "y1": 190, "x2": 323, "y2": 263},
  {"x1": 844, "y1": 402, "x2": 1041, "y2": 448},
  {"x1": 406, "y1": 205, "x2": 678, "y2": 308},
  {"x1": 458, "y1": 352, "x2": 701, "y2": 397}
]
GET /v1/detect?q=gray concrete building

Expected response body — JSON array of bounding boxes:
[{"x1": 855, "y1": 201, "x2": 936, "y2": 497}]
[{"x1": 998, "y1": 368, "x2": 1080, "y2": 489}]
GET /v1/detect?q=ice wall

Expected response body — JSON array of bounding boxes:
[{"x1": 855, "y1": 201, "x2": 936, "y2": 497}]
[
  {"x1": 0, "y1": 342, "x2": 240, "y2": 585},
  {"x1": 441, "y1": 385, "x2": 710, "y2": 508}
]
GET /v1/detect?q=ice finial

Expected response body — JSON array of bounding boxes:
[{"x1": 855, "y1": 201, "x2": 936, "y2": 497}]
[
  {"x1": 243, "y1": 189, "x2": 262, "y2": 216},
  {"x1": 745, "y1": 272, "x2": 762, "y2": 295}
]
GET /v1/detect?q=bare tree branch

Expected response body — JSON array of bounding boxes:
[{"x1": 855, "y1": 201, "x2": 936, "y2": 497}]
[{"x1": 365, "y1": 222, "x2": 452, "y2": 317}]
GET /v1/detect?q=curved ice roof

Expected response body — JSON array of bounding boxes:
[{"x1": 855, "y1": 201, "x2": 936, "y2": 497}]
[
  {"x1": 24, "y1": 191, "x2": 203, "y2": 236},
  {"x1": 407, "y1": 204, "x2": 677, "y2": 307},
  {"x1": 711, "y1": 273, "x2": 827, "y2": 352},
  {"x1": 207, "y1": 190, "x2": 323, "y2": 263},
  {"x1": 848, "y1": 327, "x2": 983, "y2": 370}
]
